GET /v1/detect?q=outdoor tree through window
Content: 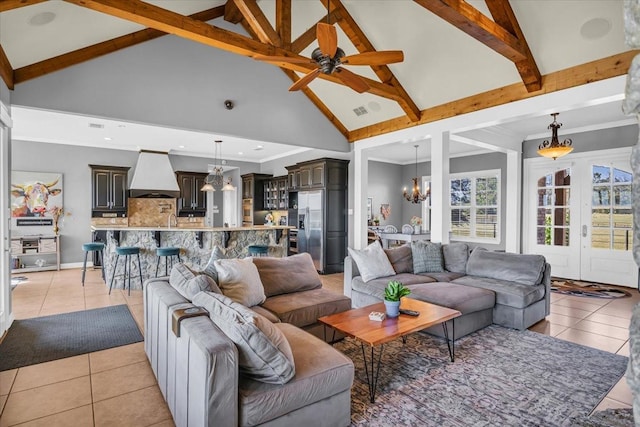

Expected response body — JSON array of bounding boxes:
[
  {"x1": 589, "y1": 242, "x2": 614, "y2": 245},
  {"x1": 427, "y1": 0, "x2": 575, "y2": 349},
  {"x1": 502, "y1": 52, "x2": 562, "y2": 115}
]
[{"x1": 450, "y1": 171, "x2": 500, "y2": 242}]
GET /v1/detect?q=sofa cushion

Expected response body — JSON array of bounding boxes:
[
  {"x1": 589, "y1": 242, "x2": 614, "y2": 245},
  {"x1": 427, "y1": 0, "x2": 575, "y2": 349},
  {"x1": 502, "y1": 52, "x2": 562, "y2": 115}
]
[
  {"x1": 252, "y1": 253, "x2": 322, "y2": 297},
  {"x1": 384, "y1": 244, "x2": 413, "y2": 274},
  {"x1": 412, "y1": 241, "x2": 444, "y2": 273},
  {"x1": 348, "y1": 242, "x2": 396, "y2": 282},
  {"x1": 452, "y1": 275, "x2": 546, "y2": 309},
  {"x1": 443, "y1": 243, "x2": 469, "y2": 274},
  {"x1": 250, "y1": 305, "x2": 281, "y2": 323},
  {"x1": 202, "y1": 245, "x2": 227, "y2": 283},
  {"x1": 418, "y1": 271, "x2": 465, "y2": 282},
  {"x1": 238, "y1": 323, "x2": 354, "y2": 426},
  {"x1": 169, "y1": 263, "x2": 218, "y2": 301},
  {"x1": 352, "y1": 273, "x2": 436, "y2": 300},
  {"x1": 260, "y1": 288, "x2": 352, "y2": 328},
  {"x1": 407, "y1": 282, "x2": 495, "y2": 314},
  {"x1": 214, "y1": 258, "x2": 266, "y2": 307},
  {"x1": 465, "y1": 250, "x2": 546, "y2": 286},
  {"x1": 192, "y1": 292, "x2": 295, "y2": 385}
]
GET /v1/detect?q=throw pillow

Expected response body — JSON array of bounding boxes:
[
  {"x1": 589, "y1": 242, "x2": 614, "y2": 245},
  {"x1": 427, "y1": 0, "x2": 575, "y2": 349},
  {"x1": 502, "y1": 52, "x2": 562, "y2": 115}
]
[
  {"x1": 202, "y1": 245, "x2": 227, "y2": 283},
  {"x1": 348, "y1": 242, "x2": 396, "y2": 282},
  {"x1": 169, "y1": 263, "x2": 220, "y2": 301},
  {"x1": 412, "y1": 241, "x2": 444, "y2": 273},
  {"x1": 384, "y1": 244, "x2": 413, "y2": 274},
  {"x1": 214, "y1": 258, "x2": 266, "y2": 307},
  {"x1": 252, "y1": 252, "x2": 322, "y2": 297},
  {"x1": 442, "y1": 242, "x2": 469, "y2": 274},
  {"x1": 192, "y1": 292, "x2": 295, "y2": 385}
]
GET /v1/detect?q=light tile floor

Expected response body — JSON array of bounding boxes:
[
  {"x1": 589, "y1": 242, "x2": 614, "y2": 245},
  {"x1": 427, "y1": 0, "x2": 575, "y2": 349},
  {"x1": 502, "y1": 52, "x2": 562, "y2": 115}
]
[{"x1": 0, "y1": 269, "x2": 637, "y2": 425}]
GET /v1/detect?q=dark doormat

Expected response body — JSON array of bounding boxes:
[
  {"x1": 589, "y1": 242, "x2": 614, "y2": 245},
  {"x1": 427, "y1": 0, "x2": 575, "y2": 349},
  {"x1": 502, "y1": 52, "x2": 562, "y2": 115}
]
[
  {"x1": 0, "y1": 305, "x2": 143, "y2": 371},
  {"x1": 551, "y1": 279, "x2": 632, "y2": 299}
]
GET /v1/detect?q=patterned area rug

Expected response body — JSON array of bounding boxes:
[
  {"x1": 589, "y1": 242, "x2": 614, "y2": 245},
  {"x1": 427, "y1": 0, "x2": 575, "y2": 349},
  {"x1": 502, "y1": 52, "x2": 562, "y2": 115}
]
[
  {"x1": 334, "y1": 326, "x2": 630, "y2": 427},
  {"x1": 551, "y1": 279, "x2": 632, "y2": 299}
]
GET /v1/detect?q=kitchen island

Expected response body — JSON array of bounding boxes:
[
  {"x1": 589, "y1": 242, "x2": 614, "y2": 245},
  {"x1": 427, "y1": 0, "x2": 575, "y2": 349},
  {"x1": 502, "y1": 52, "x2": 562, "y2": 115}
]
[{"x1": 91, "y1": 225, "x2": 292, "y2": 290}]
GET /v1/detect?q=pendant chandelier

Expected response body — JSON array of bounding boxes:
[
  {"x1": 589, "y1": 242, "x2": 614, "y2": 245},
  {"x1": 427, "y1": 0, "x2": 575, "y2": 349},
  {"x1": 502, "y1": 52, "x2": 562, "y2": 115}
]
[
  {"x1": 403, "y1": 144, "x2": 429, "y2": 204},
  {"x1": 537, "y1": 113, "x2": 573, "y2": 160},
  {"x1": 201, "y1": 140, "x2": 225, "y2": 192}
]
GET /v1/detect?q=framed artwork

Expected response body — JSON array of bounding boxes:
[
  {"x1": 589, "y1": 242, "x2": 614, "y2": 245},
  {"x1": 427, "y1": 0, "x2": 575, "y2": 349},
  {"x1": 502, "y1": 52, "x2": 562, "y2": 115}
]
[
  {"x1": 380, "y1": 203, "x2": 391, "y2": 220},
  {"x1": 11, "y1": 171, "x2": 63, "y2": 223},
  {"x1": 367, "y1": 197, "x2": 373, "y2": 220}
]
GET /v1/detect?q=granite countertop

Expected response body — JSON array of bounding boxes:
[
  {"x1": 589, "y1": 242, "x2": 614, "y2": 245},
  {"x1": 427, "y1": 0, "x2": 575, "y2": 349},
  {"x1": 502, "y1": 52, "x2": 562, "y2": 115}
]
[{"x1": 90, "y1": 225, "x2": 294, "y2": 232}]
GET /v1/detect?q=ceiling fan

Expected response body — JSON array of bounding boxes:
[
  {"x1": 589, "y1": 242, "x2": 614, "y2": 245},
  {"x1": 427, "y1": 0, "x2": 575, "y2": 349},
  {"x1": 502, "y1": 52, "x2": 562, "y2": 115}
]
[{"x1": 254, "y1": 22, "x2": 404, "y2": 93}]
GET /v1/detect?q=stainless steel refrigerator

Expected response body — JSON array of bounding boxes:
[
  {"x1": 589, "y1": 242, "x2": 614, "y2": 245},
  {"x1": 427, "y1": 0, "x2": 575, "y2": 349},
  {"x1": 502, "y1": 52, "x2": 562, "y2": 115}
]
[{"x1": 297, "y1": 190, "x2": 323, "y2": 272}]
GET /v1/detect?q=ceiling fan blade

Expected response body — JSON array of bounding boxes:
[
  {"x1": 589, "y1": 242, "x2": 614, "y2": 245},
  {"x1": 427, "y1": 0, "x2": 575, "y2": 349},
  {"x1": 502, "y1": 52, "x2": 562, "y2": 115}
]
[
  {"x1": 253, "y1": 54, "x2": 314, "y2": 64},
  {"x1": 334, "y1": 67, "x2": 370, "y2": 93},
  {"x1": 341, "y1": 50, "x2": 404, "y2": 66},
  {"x1": 317, "y1": 22, "x2": 338, "y2": 58},
  {"x1": 289, "y1": 68, "x2": 322, "y2": 91}
]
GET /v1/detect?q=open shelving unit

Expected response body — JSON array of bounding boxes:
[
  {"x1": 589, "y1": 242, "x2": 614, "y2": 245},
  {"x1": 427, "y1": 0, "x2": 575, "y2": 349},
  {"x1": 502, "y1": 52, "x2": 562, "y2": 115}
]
[{"x1": 11, "y1": 235, "x2": 61, "y2": 273}]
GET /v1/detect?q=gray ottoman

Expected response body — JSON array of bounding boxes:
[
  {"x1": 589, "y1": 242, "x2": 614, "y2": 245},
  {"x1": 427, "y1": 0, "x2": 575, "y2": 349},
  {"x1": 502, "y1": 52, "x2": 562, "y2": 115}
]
[{"x1": 407, "y1": 282, "x2": 496, "y2": 340}]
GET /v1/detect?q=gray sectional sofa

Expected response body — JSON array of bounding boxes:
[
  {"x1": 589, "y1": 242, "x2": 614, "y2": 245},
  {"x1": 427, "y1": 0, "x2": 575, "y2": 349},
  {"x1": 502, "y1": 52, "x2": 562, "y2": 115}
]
[
  {"x1": 144, "y1": 252, "x2": 354, "y2": 427},
  {"x1": 344, "y1": 242, "x2": 551, "y2": 339}
]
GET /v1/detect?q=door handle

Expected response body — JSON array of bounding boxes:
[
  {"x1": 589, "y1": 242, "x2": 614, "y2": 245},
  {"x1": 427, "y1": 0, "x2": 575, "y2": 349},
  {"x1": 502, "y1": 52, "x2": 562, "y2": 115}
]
[{"x1": 582, "y1": 225, "x2": 588, "y2": 237}]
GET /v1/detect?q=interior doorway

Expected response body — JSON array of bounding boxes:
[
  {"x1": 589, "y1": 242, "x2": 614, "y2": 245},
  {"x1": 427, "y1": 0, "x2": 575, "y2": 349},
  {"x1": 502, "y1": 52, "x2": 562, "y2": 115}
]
[{"x1": 524, "y1": 148, "x2": 637, "y2": 288}]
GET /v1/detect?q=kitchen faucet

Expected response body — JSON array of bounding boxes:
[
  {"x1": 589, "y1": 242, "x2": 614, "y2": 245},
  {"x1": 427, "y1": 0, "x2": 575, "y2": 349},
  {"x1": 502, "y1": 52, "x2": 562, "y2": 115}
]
[{"x1": 168, "y1": 213, "x2": 177, "y2": 229}]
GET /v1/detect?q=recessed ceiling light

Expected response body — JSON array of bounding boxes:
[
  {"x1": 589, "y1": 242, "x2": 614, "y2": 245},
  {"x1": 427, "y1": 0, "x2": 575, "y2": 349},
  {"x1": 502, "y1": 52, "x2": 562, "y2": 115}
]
[
  {"x1": 104, "y1": 137, "x2": 112, "y2": 141},
  {"x1": 580, "y1": 17, "x2": 611, "y2": 40},
  {"x1": 29, "y1": 11, "x2": 56, "y2": 26},
  {"x1": 178, "y1": 145, "x2": 185, "y2": 148},
  {"x1": 238, "y1": 151, "x2": 244, "y2": 155}
]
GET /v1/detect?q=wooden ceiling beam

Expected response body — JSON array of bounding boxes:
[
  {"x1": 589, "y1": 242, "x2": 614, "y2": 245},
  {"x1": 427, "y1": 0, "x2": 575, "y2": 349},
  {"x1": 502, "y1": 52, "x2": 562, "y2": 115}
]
[
  {"x1": 64, "y1": 0, "x2": 402, "y2": 102},
  {"x1": 14, "y1": 6, "x2": 225, "y2": 84},
  {"x1": 0, "y1": 0, "x2": 47, "y2": 12},
  {"x1": 0, "y1": 44, "x2": 14, "y2": 90},
  {"x1": 485, "y1": 0, "x2": 541, "y2": 92},
  {"x1": 324, "y1": 0, "x2": 420, "y2": 122},
  {"x1": 290, "y1": 14, "x2": 337, "y2": 54},
  {"x1": 239, "y1": 19, "x2": 349, "y2": 138},
  {"x1": 414, "y1": 0, "x2": 527, "y2": 62},
  {"x1": 224, "y1": 0, "x2": 243, "y2": 24},
  {"x1": 232, "y1": 0, "x2": 281, "y2": 46},
  {"x1": 276, "y1": 0, "x2": 291, "y2": 48},
  {"x1": 348, "y1": 50, "x2": 639, "y2": 142}
]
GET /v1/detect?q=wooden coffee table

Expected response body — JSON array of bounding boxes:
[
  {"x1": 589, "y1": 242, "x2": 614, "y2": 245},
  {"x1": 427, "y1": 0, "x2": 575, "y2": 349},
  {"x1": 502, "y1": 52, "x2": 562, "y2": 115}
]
[{"x1": 319, "y1": 298, "x2": 461, "y2": 403}]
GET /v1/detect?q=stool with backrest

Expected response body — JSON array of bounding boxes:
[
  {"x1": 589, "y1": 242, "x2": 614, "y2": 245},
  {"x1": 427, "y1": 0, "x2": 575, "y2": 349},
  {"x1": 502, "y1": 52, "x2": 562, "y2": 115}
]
[
  {"x1": 155, "y1": 247, "x2": 181, "y2": 277},
  {"x1": 81, "y1": 242, "x2": 105, "y2": 286},
  {"x1": 109, "y1": 246, "x2": 143, "y2": 296},
  {"x1": 247, "y1": 245, "x2": 269, "y2": 257}
]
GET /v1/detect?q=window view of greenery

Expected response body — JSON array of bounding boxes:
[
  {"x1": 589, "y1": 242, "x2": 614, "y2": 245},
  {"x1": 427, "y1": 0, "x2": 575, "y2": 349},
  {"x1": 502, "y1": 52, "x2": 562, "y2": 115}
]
[
  {"x1": 591, "y1": 165, "x2": 632, "y2": 251},
  {"x1": 450, "y1": 174, "x2": 499, "y2": 240},
  {"x1": 536, "y1": 169, "x2": 570, "y2": 246}
]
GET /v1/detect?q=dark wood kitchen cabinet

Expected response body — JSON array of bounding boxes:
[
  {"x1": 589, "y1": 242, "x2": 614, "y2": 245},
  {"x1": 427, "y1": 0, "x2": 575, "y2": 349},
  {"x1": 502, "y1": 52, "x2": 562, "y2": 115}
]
[
  {"x1": 176, "y1": 171, "x2": 207, "y2": 217},
  {"x1": 90, "y1": 165, "x2": 129, "y2": 217}
]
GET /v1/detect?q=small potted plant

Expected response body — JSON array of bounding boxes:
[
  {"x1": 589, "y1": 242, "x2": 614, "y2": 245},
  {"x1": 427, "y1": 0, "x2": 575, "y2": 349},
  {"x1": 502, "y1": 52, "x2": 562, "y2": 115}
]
[{"x1": 384, "y1": 280, "x2": 411, "y2": 318}]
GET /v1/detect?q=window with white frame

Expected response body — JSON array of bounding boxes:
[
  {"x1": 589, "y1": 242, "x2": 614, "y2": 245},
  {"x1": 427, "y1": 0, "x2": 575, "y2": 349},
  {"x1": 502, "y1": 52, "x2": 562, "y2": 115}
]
[{"x1": 450, "y1": 170, "x2": 500, "y2": 242}]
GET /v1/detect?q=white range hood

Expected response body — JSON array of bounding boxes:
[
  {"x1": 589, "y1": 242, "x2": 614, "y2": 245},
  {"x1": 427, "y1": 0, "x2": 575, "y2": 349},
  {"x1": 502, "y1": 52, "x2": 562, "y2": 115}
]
[{"x1": 129, "y1": 150, "x2": 180, "y2": 198}]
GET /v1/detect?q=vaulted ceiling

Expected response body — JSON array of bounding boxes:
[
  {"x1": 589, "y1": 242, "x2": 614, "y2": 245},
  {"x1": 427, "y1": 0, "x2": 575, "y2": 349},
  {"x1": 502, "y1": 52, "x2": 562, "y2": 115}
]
[{"x1": 0, "y1": 0, "x2": 635, "y2": 147}]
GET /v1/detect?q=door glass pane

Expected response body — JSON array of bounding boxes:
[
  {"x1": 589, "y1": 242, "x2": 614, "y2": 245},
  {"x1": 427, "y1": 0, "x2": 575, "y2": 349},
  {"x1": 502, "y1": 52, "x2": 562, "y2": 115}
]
[
  {"x1": 537, "y1": 208, "x2": 551, "y2": 226},
  {"x1": 538, "y1": 174, "x2": 552, "y2": 187},
  {"x1": 538, "y1": 189, "x2": 553, "y2": 206},
  {"x1": 592, "y1": 208, "x2": 611, "y2": 227},
  {"x1": 537, "y1": 227, "x2": 548, "y2": 245},
  {"x1": 592, "y1": 165, "x2": 611, "y2": 183},
  {"x1": 555, "y1": 169, "x2": 571, "y2": 186},
  {"x1": 614, "y1": 168, "x2": 632, "y2": 183},
  {"x1": 613, "y1": 229, "x2": 633, "y2": 251},
  {"x1": 613, "y1": 208, "x2": 633, "y2": 229},
  {"x1": 555, "y1": 208, "x2": 570, "y2": 225},
  {"x1": 555, "y1": 188, "x2": 570, "y2": 206},
  {"x1": 614, "y1": 185, "x2": 632, "y2": 205},
  {"x1": 554, "y1": 227, "x2": 570, "y2": 246},
  {"x1": 592, "y1": 228, "x2": 611, "y2": 249},
  {"x1": 592, "y1": 187, "x2": 610, "y2": 206}
]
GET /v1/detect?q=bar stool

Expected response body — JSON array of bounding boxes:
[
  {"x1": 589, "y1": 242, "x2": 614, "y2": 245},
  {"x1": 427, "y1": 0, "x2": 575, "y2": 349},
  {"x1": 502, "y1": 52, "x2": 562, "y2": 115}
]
[
  {"x1": 109, "y1": 246, "x2": 143, "y2": 296},
  {"x1": 247, "y1": 245, "x2": 269, "y2": 257},
  {"x1": 81, "y1": 242, "x2": 105, "y2": 286},
  {"x1": 155, "y1": 247, "x2": 181, "y2": 277}
]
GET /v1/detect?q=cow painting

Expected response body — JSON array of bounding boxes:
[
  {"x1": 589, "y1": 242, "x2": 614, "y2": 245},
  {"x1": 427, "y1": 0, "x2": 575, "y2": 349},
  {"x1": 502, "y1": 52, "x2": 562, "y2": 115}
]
[{"x1": 11, "y1": 176, "x2": 62, "y2": 218}]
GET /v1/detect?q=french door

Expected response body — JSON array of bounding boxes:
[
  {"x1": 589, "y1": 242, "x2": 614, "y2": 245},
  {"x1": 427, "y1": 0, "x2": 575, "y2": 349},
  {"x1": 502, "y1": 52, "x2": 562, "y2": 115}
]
[{"x1": 524, "y1": 148, "x2": 637, "y2": 288}]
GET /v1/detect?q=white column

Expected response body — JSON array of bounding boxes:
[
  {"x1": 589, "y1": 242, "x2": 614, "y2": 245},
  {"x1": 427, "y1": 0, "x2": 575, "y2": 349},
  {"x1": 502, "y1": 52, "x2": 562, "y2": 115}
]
[
  {"x1": 353, "y1": 147, "x2": 369, "y2": 249},
  {"x1": 431, "y1": 131, "x2": 450, "y2": 243},
  {"x1": 505, "y1": 150, "x2": 522, "y2": 253},
  {"x1": 0, "y1": 101, "x2": 13, "y2": 336}
]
